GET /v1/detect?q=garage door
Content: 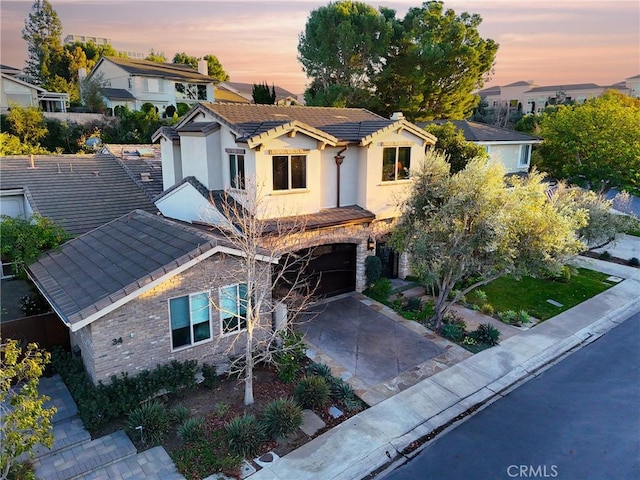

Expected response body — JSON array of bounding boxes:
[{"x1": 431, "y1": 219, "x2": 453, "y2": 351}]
[{"x1": 276, "y1": 243, "x2": 357, "y2": 298}]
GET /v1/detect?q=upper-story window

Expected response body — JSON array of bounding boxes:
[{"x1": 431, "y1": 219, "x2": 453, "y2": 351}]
[
  {"x1": 229, "y1": 154, "x2": 245, "y2": 189},
  {"x1": 272, "y1": 155, "x2": 306, "y2": 191},
  {"x1": 169, "y1": 292, "x2": 211, "y2": 350},
  {"x1": 519, "y1": 144, "x2": 531, "y2": 167},
  {"x1": 382, "y1": 147, "x2": 411, "y2": 182},
  {"x1": 175, "y1": 83, "x2": 207, "y2": 101},
  {"x1": 144, "y1": 78, "x2": 163, "y2": 93}
]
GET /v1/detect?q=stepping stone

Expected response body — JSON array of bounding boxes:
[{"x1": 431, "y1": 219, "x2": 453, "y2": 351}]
[
  {"x1": 328, "y1": 405, "x2": 344, "y2": 419},
  {"x1": 300, "y1": 409, "x2": 326, "y2": 436},
  {"x1": 546, "y1": 299, "x2": 563, "y2": 307},
  {"x1": 254, "y1": 451, "x2": 280, "y2": 468},
  {"x1": 240, "y1": 460, "x2": 256, "y2": 479},
  {"x1": 606, "y1": 275, "x2": 623, "y2": 283}
]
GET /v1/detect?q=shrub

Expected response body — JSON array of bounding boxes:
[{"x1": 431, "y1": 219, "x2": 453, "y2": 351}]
[
  {"x1": 294, "y1": 375, "x2": 329, "y2": 410},
  {"x1": 306, "y1": 362, "x2": 332, "y2": 378},
  {"x1": 628, "y1": 257, "x2": 640, "y2": 267},
  {"x1": 443, "y1": 311, "x2": 467, "y2": 331},
  {"x1": 470, "y1": 323, "x2": 501, "y2": 346},
  {"x1": 599, "y1": 250, "x2": 612, "y2": 260},
  {"x1": 405, "y1": 296, "x2": 422, "y2": 312},
  {"x1": 559, "y1": 265, "x2": 572, "y2": 283},
  {"x1": 260, "y1": 398, "x2": 304, "y2": 440},
  {"x1": 474, "y1": 290, "x2": 488, "y2": 303},
  {"x1": 480, "y1": 303, "x2": 495, "y2": 316},
  {"x1": 169, "y1": 404, "x2": 191, "y2": 424},
  {"x1": 366, "y1": 277, "x2": 392, "y2": 302},
  {"x1": 19, "y1": 291, "x2": 50, "y2": 316},
  {"x1": 214, "y1": 402, "x2": 230, "y2": 419},
  {"x1": 126, "y1": 400, "x2": 169, "y2": 447},
  {"x1": 176, "y1": 102, "x2": 190, "y2": 116},
  {"x1": 441, "y1": 323, "x2": 465, "y2": 342},
  {"x1": 517, "y1": 310, "x2": 531, "y2": 325},
  {"x1": 225, "y1": 414, "x2": 265, "y2": 458},
  {"x1": 498, "y1": 310, "x2": 518, "y2": 325},
  {"x1": 7, "y1": 461, "x2": 36, "y2": 480},
  {"x1": 201, "y1": 363, "x2": 218, "y2": 389},
  {"x1": 177, "y1": 417, "x2": 205, "y2": 443},
  {"x1": 343, "y1": 396, "x2": 365, "y2": 413},
  {"x1": 364, "y1": 255, "x2": 382, "y2": 286},
  {"x1": 328, "y1": 377, "x2": 356, "y2": 402},
  {"x1": 274, "y1": 329, "x2": 306, "y2": 383}
]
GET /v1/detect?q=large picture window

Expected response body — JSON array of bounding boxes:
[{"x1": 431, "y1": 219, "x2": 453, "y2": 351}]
[
  {"x1": 220, "y1": 284, "x2": 248, "y2": 335},
  {"x1": 272, "y1": 155, "x2": 306, "y2": 191},
  {"x1": 382, "y1": 147, "x2": 411, "y2": 182},
  {"x1": 229, "y1": 154, "x2": 245, "y2": 189},
  {"x1": 169, "y1": 292, "x2": 211, "y2": 349}
]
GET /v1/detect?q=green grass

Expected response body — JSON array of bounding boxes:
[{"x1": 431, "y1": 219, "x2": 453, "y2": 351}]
[{"x1": 468, "y1": 268, "x2": 616, "y2": 321}]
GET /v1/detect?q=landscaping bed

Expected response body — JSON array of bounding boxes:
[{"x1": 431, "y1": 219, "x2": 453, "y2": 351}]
[{"x1": 51, "y1": 347, "x2": 366, "y2": 480}]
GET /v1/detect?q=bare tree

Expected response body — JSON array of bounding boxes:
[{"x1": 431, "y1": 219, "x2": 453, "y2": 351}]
[{"x1": 201, "y1": 179, "x2": 319, "y2": 406}]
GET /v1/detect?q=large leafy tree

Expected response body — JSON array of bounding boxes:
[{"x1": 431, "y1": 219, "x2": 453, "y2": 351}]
[
  {"x1": 145, "y1": 49, "x2": 167, "y2": 63},
  {"x1": 534, "y1": 90, "x2": 640, "y2": 194},
  {"x1": 375, "y1": 1, "x2": 498, "y2": 120},
  {"x1": 203, "y1": 54, "x2": 229, "y2": 82},
  {"x1": 392, "y1": 151, "x2": 586, "y2": 330},
  {"x1": 22, "y1": 0, "x2": 64, "y2": 86},
  {"x1": 298, "y1": 1, "x2": 394, "y2": 107},
  {"x1": 65, "y1": 41, "x2": 120, "y2": 80},
  {"x1": 172, "y1": 52, "x2": 199, "y2": 69},
  {"x1": 0, "y1": 339, "x2": 56, "y2": 480},
  {"x1": 5, "y1": 105, "x2": 48, "y2": 147},
  {"x1": 424, "y1": 121, "x2": 488, "y2": 173}
]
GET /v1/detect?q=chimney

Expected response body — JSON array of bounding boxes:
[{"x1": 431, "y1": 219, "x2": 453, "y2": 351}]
[
  {"x1": 390, "y1": 112, "x2": 404, "y2": 121},
  {"x1": 198, "y1": 59, "x2": 208, "y2": 76}
]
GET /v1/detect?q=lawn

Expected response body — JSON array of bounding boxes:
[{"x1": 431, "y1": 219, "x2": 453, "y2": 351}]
[{"x1": 468, "y1": 268, "x2": 617, "y2": 320}]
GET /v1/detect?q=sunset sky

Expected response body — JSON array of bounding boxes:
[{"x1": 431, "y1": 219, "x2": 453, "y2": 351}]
[{"x1": 1, "y1": 0, "x2": 638, "y2": 94}]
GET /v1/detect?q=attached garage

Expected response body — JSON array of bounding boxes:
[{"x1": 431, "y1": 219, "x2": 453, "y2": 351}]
[{"x1": 276, "y1": 243, "x2": 357, "y2": 298}]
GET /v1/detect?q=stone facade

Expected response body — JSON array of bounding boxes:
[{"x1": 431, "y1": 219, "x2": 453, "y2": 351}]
[{"x1": 71, "y1": 253, "x2": 271, "y2": 385}]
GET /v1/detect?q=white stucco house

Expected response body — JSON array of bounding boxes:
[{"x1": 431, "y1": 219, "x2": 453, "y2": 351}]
[
  {"x1": 423, "y1": 120, "x2": 541, "y2": 175},
  {"x1": 152, "y1": 103, "x2": 436, "y2": 294},
  {"x1": 0, "y1": 64, "x2": 68, "y2": 113},
  {"x1": 87, "y1": 56, "x2": 215, "y2": 115}
]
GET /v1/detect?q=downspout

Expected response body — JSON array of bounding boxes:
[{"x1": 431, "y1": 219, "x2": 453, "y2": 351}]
[{"x1": 335, "y1": 146, "x2": 347, "y2": 208}]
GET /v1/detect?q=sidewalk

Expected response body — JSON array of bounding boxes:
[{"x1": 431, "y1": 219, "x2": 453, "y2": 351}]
[{"x1": 249, "y1": 267, "x2": 640, "y2": 480}]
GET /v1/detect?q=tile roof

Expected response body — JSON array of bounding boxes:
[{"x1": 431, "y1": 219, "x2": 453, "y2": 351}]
[
  {"x1": 0, "y1": 154, "x2": 158, "y2": 235},
  {"x1": 101, "y1": 144, "x2": 164, "y2": 200},
  {"x1": 526, "y1": 83, "x2": 602, "y2": 93},
  {"x1": 422, "y1": 120, "x2": 541, "y2": 143},
  {"x1": 263, "y1": 206, "x2": 375, "y2": 233},
  {"x1": 99, "y1": 56, "x2": 213, "y2": 83},
  {"x1": 198, "y1": 103, "x2": 395, "y2": 143},
  {"x1": 26, "y1": 210, "x2": 231, "y2": 328},
  {"x1": 101, "y1": 87, "x2": 136, "y2": 100}
]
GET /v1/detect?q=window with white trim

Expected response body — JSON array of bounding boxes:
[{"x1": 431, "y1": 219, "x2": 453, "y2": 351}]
[
  {"x1": 169, "y1": 292, "x2": 211, "y2": 349},
  {"x1": 519, "y1": 144, "x2": 531, "y2": 167},
  {"x1": 229, "y1": 154, "x2": 245, "y2": 189},
  {"x1": 219, "y1": 284, "x2": 248, "y2": 334},
  {"x1": 382, "y1": 147, "x2": 411, "y2": 182},
  {"x1": 272, "y1": 155, "x2": 306, "y2": 191},
  {"x1": 144, "y1": 78, "x2": 163, "y2": 93}
]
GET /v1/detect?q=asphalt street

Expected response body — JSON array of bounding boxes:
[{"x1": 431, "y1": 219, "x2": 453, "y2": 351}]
[{"x1": 382, "y1": 311, "x2": 640, "y2": 480}]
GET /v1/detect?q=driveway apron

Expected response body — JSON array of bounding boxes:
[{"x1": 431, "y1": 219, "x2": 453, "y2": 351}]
[{"x1": 298, "y1": 295, "x2": 445, "y2": 400}]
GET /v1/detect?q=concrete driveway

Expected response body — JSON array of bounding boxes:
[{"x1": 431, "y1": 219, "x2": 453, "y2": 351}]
[{"x1": 297, "y1": 294, "x2": 471, "y2": 405}]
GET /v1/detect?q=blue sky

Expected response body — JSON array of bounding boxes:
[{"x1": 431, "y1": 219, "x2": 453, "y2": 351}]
[{"x1": 1, "y1": 0, "x2": 638, "y2": 93}]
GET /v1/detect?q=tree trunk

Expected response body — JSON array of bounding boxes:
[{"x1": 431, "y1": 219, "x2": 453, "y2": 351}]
[{"x1": 244, "y1": 328, "x2": 254, "y2": 406}]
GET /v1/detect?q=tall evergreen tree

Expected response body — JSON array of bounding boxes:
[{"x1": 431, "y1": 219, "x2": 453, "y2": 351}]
[
  {"x1": 22, "y1": 0, "x2": 63, "y2": 86},
  {"x1": 252, "y1": 82, "x2": 277, "y2": 104}
]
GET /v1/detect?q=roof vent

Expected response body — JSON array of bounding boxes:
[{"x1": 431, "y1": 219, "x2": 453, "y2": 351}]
[
  {"x1": 140, "y1": 172, "x2": 152, "y2": 182},
  {"x1": 390, "y1": 112, "x2": 404, "y2": 121}
]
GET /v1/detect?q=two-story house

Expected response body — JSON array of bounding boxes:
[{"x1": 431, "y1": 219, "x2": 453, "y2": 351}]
[
  {"x1": 152, "y1": 103, "x2": 436, "y2": 295},
  {"x1": 87, "y1": 56, "x2": 215, "y2": 115}
]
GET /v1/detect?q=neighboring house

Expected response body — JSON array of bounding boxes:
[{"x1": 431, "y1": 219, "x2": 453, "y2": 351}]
[
  {"x1": 0, "y1": 64, "x2": 68, "y2": 112},
  {"x1": 422, "y1": 120, "x2": 541, "y2": 174},
  {"x1": 217, "y1": 81, "x2": 303, "y2": 105},
  {"x1": 0, "y1": 153, "x2": 158, "y2": 235},
  {"x1": 153, "y1": 103, "x2": 436, "y2": 294},
  {"x1": 87, "y1": 56, "x2": 215, "y2": 114},
  {"x1": 478, "y1": 77, "x2": 638, "y2": 114},
  {"x1": 26, "y1": 209, "x2": 273, "y2": 385}
]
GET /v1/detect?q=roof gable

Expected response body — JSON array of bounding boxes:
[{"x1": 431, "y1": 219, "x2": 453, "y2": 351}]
[{"x1": 26, "y1": 210, "x2": 242, "y2": 330}]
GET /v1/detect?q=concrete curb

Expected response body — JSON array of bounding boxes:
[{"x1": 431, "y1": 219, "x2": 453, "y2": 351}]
[{"x1": 251, "y1": 272, "x2": 640, "y2": 480}]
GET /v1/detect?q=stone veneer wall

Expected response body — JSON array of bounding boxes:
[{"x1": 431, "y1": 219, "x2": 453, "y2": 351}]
[{"x1": 73, "y1": 253, "x2": 271, "y2": 385}]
